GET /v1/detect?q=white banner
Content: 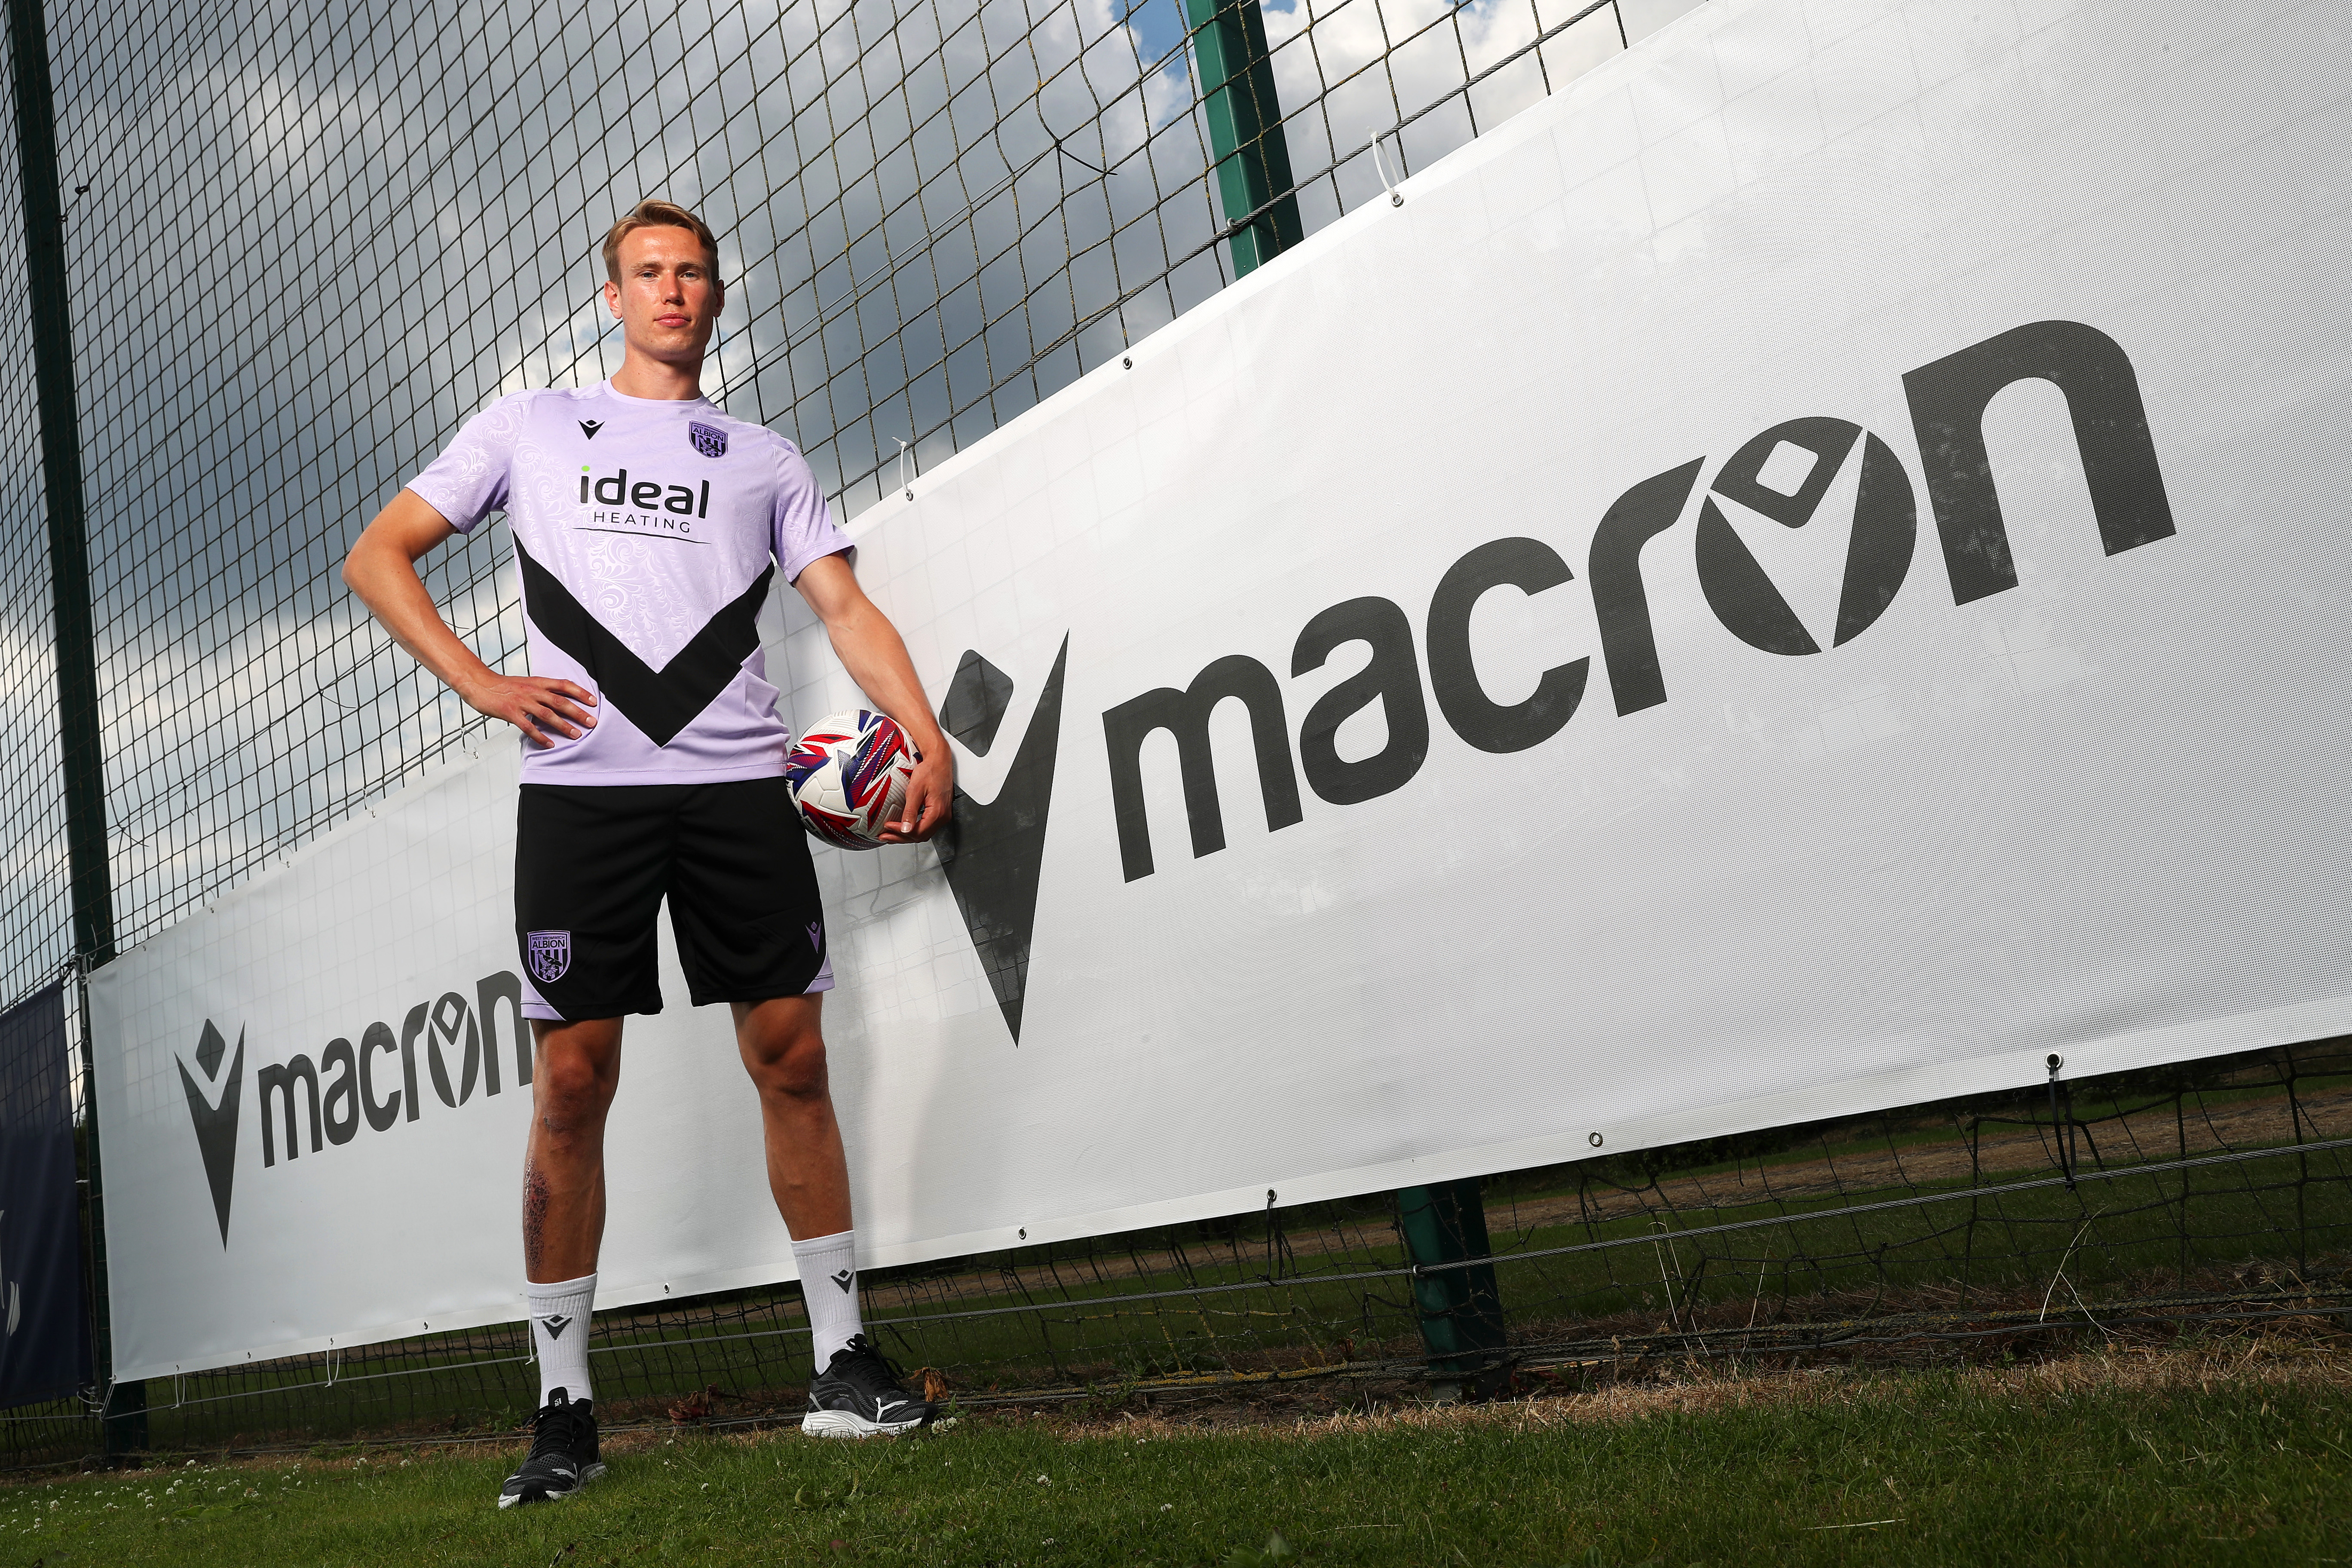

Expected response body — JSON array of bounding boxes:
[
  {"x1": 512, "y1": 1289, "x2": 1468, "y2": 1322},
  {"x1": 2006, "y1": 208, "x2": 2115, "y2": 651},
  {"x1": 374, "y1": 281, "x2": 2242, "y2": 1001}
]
[{"x1": 95, "y1": 0, "x2": 2352, "y2": 1380}]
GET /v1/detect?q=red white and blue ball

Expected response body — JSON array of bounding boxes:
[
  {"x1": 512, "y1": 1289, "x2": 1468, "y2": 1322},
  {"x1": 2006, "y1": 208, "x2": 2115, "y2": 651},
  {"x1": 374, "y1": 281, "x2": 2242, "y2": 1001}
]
[{"x1": 785, "y1": 709, "x2": 917, "y2": 850}]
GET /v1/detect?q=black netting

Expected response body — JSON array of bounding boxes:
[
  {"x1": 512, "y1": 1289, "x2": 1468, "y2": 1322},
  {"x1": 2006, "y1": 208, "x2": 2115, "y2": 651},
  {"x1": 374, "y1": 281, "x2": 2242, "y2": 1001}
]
[
  {"x1": 0, "y1": 0, "x2": 1674, "y2": 983},
  {"x1": 7, "y1": 1035, "x2": 2346, "y2": 1468},
  {"x1": 5, "y1": 0, "x2": 2343, "y2": 1474}
]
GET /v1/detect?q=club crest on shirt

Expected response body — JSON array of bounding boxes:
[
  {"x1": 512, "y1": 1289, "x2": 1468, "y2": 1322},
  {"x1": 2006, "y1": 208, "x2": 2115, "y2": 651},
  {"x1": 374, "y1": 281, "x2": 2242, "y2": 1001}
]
[
  {"x1": 689, "y1": 421, "x2": 727, "y2": 459},
  {"x1": 527, "y1": 930, "x2": 572, "y2": 984}
]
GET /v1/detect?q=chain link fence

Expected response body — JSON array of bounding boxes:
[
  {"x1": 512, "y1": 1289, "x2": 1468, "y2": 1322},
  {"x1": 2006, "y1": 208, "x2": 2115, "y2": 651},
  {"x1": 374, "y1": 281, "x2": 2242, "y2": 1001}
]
[
  {"x1": 3, "y1": 0, "x2": 2345, "y2": 1472},
  {"x1": 0, "y1": 0, "x2": 1691, "y2": 993},
  {"x1": 0, "y1": 0, "x2": 1707, "y2": 1463}
]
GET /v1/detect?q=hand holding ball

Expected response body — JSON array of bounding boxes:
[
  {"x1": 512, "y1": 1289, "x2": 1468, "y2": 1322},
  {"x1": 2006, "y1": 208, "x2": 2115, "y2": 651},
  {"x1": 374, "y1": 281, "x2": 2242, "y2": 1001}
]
[{"x1": 786, "y1": 710, "x2": 919, "y2": 849}]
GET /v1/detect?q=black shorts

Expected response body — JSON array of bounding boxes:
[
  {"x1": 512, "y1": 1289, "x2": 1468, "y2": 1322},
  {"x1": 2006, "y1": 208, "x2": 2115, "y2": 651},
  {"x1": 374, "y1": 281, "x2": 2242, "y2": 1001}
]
[{"x1": 514, "y1": 777, "x2": 830, "y2": 1022}]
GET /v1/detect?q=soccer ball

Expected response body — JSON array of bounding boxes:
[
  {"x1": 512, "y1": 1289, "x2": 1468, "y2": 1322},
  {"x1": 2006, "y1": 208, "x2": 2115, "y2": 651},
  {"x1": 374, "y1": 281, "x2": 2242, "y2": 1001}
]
[{"x1": 785, "y1": 709, "x2": 918, "y2": 850}]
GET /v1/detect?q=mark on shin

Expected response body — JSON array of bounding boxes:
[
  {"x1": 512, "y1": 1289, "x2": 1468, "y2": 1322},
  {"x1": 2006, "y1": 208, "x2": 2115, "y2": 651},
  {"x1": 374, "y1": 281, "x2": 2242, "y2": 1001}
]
[{"x1": 523, "y1": 1162, "x2": 552, "y2": 1277}]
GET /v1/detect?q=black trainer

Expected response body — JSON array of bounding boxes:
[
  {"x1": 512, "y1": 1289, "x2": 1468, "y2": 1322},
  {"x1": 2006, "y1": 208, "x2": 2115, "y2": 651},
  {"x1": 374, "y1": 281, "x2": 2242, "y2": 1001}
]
[
  {"x1": 802, "y1": 1335, "x2": 934, "y2": 1437},
  {"x1": 499, "y1": 1388, "x2": 606, "y2": 1508}
]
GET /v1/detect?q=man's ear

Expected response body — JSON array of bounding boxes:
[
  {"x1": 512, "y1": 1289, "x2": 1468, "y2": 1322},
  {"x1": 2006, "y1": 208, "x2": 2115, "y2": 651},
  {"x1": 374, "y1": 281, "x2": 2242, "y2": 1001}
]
[{"x1": 602, "y1": 278, "x2": 622, "y2": 319}]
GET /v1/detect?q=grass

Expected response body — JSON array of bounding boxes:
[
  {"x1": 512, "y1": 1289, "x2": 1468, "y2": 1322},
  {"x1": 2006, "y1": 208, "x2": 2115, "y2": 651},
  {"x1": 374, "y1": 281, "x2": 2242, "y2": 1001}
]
[{"x1": 8, "y1": 1342, "x2": 2351, "y2": 1566}]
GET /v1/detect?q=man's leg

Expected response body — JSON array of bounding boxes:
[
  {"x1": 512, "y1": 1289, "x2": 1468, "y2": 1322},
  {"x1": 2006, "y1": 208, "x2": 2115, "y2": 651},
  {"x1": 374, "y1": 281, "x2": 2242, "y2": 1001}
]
[
  {"x1": 734, "y1": 996, "x2": 857, "y2": 1353},
  {"x1": 524, "y1": 1016, "x2": 624, "y2": 1407},
  {"x1": 735, "y1": 994, "x2": 928, "y2": 1436},
  {"x1": 733, "y1": 995, "x2": 848, "y2": 1233},
  {"x1": 503, "y1": 782, "x2": 670, "y2": 1505}
]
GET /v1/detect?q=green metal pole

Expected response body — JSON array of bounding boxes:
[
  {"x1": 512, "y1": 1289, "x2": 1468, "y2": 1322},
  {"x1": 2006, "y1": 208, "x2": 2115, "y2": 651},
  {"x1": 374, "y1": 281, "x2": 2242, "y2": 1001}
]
[
  {"x1": 1396, "y1": 1178, "x2": 1507, "y2": 1395},
  {"x1": 6, "y1": 0, "x2": 137, "y2": 1455},
  {"x1": 1185, "y1": 0, "x2": 1303, "y2": 276}
]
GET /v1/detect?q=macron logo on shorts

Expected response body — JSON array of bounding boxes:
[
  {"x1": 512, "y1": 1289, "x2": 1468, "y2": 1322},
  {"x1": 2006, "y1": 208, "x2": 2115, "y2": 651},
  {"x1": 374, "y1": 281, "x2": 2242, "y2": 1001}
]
[
  {"x1": 527, "y1": 931, "x2": 571, "y2": 984},
  {"x1": 807, "y1": 922, "x2": 822, "y2": 952}
]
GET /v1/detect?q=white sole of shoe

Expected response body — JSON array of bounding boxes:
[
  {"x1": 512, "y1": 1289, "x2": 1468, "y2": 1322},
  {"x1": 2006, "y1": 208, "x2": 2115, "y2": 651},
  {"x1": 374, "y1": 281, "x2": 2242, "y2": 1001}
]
[
  {"x1": 496, "y1": 1460, "x2": 607, "y2": 1508},
  {"x1": 802, "y1": 1409, "x2": 927, "y2": 1439}
]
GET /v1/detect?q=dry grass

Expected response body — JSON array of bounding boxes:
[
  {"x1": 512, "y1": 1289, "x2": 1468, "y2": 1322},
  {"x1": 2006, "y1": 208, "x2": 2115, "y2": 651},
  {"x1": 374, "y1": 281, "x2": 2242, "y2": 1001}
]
[{"x1": 995, "y1": 1327, "x2": 2352, "y2": 1442}]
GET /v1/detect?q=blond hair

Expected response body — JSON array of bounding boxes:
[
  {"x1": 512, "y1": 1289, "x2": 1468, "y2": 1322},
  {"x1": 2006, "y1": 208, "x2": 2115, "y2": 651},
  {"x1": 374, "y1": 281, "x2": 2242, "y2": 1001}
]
[{"x1": 601, "y1": 200, "x2": 721, "y2": 283}]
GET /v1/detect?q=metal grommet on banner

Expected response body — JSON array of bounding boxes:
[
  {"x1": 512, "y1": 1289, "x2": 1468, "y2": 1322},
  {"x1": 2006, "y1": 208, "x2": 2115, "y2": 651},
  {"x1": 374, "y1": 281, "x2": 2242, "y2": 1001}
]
[
  {"x1": 1122, "y1": 356, "x2": 1132, "y2": 369},
  {"x1": 1589, "y1": 1132, "x2": 1604, "y2": 1148},
  {"x1": 1372, "y1": 133, "x2": 1405, "y2": 207},
  {"x1": 1018, "y1": 1227, "x2": 1028, "y2": 1240}
]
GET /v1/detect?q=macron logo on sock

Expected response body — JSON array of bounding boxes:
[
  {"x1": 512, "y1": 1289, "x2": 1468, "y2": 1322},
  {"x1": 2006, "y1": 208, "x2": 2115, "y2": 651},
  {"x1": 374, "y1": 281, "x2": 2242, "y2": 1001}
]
[
  {"x1": 831, "y1": 1269, "x2": 854, "y2": 1293},
  {"x1": 543, "y1": 1314, "x2": 573, "y2": 1339}
]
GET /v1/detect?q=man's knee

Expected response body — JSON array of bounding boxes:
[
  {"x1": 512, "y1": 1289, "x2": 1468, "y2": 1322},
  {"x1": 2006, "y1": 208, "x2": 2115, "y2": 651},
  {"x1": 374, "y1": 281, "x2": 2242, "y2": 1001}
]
[
  {"x1": 743, "y1": 1007, "x2": 830, "y2": 1101},
  {"x1": 533, "y1": 1034, "x2": 617, "y2": 1133},
  {"x1": 761, "y1": 1034, "x2": 830, "y2": 1101}
]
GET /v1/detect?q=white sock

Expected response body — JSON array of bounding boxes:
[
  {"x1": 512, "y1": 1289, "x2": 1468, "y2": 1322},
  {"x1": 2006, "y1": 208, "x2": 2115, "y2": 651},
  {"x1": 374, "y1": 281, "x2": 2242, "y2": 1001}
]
[
  {"x1": 526, "y1": 1273, "x2": 596, "y2": 1407},
  {"x1": 792, "y1": 1230, "x2": 863, "y2": 1370}
]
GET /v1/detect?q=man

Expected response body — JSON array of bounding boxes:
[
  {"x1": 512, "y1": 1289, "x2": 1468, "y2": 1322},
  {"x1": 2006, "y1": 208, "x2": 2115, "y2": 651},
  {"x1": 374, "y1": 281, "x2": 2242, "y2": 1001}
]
[{"x1": 344, "y1": 199, "x2": 951, "y2": 1508}]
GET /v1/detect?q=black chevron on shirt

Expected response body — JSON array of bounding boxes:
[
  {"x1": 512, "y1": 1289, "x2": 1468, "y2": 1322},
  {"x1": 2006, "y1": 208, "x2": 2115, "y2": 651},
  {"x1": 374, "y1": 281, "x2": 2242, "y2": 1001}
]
[{"x1": 515, "y1": 541, "x2": 775, "y2": 746}]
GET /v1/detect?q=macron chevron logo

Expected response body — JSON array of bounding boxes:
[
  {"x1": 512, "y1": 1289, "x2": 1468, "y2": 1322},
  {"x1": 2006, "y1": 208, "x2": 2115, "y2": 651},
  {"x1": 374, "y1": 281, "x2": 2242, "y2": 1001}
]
[
  {"x1": 934, "y1": 637, "x2": 1068, "y2": 1044},
  {"x1": 175, "y1": 1021, "x2": 245, "y2": 1247}
]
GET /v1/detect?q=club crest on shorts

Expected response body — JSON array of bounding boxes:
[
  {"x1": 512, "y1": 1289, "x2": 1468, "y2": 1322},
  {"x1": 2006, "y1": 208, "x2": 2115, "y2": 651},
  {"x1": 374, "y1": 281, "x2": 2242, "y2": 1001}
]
[
  {"x1": 688, "y1": 421, "x2": 727, "y2": 459},
  {"x1": 527, "y1": 930, "x2": 572, "y2": 984}
]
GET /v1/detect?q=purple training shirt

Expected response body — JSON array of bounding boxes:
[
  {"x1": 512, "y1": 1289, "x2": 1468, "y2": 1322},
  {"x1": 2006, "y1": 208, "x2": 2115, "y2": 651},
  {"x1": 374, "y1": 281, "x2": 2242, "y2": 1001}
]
[{"x1": 407, "y1": 382, "x2": 851, "y2": 784}]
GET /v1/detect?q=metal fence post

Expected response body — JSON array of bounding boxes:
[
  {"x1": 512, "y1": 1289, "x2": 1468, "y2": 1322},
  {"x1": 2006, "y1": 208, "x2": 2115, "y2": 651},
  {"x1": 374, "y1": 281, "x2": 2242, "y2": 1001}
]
[
  {"x1": 1184, "y1": 0, "x2": 1303, "y2": 276},
  {"x1": 1396, "y1": 1178, "x2": 1507, "y2": 1395},
  {"x1": 72, "y1": 961, "x2": 137, "y2": 1455},
  {"x1": 6, "y1": 0, "x2": 135, "y2": 1454}
]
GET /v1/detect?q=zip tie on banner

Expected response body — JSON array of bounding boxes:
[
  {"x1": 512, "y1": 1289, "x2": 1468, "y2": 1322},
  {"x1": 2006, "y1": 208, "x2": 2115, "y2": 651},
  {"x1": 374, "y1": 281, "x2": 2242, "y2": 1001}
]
[
  {"x1": 1372, "y1": 132, "x2": 1404, "y2": 207},
  {"x1": 895, "y1": 437, "x2": 915, "y2": 501}
]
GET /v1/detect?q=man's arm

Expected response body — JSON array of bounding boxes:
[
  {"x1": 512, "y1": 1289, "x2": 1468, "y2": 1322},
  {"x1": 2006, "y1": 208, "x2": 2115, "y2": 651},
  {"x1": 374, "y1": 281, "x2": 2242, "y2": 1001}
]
[
  {"x1": 792, "y1": 552, "x2": 952, "y2": 843},
  {"x1": 343, "y1": 489, "x2": 597, "y2": 747}
]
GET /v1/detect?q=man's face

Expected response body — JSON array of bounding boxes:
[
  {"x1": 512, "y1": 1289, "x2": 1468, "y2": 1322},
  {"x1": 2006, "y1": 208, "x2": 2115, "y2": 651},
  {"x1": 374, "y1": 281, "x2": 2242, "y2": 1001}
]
[{"x1": 603, "y1": 226, "x2": 724, "y2": 363}]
